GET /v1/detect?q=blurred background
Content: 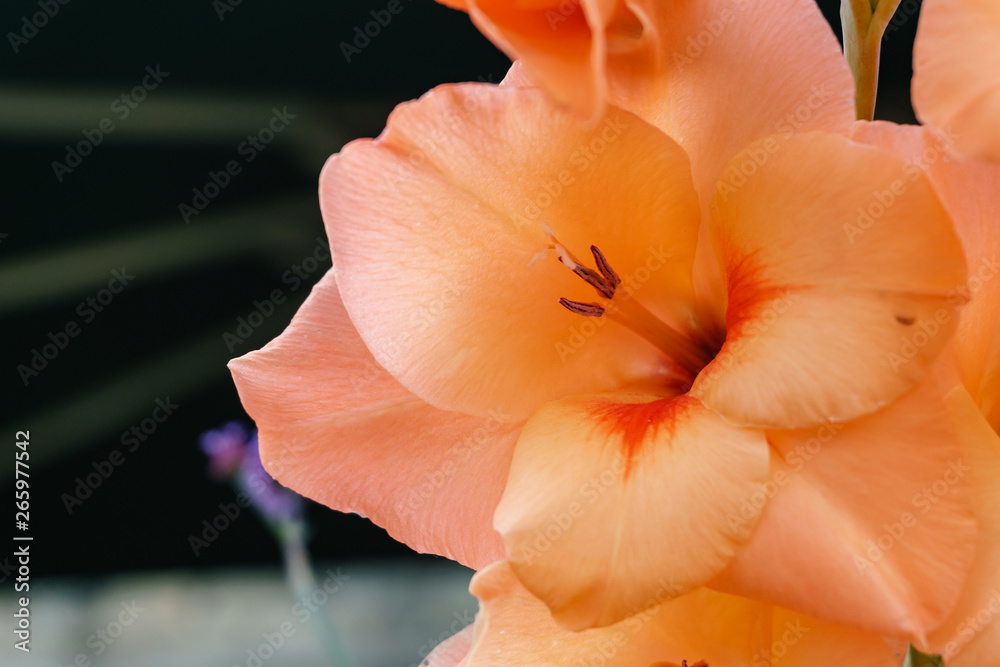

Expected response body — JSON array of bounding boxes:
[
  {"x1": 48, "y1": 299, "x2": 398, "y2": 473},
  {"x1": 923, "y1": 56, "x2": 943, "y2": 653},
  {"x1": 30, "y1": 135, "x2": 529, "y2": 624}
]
[{"x1": 0, "y1": 0, "x2": 923, "y2": 664}]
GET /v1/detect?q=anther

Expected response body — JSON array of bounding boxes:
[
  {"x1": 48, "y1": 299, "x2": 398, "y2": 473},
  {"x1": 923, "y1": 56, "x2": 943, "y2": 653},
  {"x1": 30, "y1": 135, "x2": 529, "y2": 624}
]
[
  {"x1": 569, "y1": 262, "x2": 616, "y2": 299},
  {"x1": 559, "y1": 298, "x2": 605, "y2": 317},
  {"x1": 590, "y1": 245, "x2": 621, "y2": 289}
]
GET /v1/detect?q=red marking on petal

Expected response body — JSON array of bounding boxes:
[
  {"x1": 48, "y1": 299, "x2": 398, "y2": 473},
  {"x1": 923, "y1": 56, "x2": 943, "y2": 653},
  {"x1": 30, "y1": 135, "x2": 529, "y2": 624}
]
[
  {"x1": 590, "y1": 394, "x2": 695, "y2": 477},
  {"x1": 722, "y1": 250, "x2": 803, "y2": 335}
]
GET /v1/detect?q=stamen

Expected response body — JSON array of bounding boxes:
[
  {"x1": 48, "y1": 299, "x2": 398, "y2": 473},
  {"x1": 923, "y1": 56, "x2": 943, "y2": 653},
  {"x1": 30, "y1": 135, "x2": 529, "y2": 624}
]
[
  {"x1": 542, "y1": 222, "x2": 713, "y2": 377},
  {"x1": 570, "y1": 264, "x2": 615, "y2": 299},
  {"x1": 590, "y1": 245, "x2": 621, "y2": 289},
  {"x1": 559, "y1": 298, "x2": 605, "y2": 317}
]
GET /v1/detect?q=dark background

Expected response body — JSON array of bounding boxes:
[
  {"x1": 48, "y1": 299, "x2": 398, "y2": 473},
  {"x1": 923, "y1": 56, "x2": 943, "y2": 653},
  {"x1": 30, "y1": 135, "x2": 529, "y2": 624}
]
[{"x1": 0, "y1": 0, "x2": 921, "y2": 580}]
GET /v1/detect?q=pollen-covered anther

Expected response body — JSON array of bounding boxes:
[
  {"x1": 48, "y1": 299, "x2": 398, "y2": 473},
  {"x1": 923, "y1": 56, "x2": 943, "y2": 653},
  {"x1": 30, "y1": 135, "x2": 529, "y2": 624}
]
[{"x1": 559, "y1": 298, "x2": 605, "y2": 317}]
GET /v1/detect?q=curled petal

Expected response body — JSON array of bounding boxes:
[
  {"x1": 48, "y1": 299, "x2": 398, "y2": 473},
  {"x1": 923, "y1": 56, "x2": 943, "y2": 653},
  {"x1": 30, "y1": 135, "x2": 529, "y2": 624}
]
[
  {"x1": 711, "y1": 374, "x2": 978, "y2": 639},
  {"x1": 913, "y1": 0, "x2": 1000, "y2": 163},
  {"x1": 923, "y1": 386, "x2": 1000, "y2": 665},
  {"x1": 439, "y1": 0, "x2": 646, "y2": 121},
  {"x1": 851, "y1": 121, "x2": 1000, "y2": 431},
  {"x1": 423, "y1": 624, "x2": 474, "y2": 667},
  {"x1": 453, "y1": 562, "x2": 899, "y2": 667},
  {"x1": 693, "y1": 132, "x2": 968, "y2": 428},
  {"x1": 229, "y1": 272, "x2": 519, "y2": 569},
  {"x1": 494, "y1": 391, "x2": 769, "y2": 629}
]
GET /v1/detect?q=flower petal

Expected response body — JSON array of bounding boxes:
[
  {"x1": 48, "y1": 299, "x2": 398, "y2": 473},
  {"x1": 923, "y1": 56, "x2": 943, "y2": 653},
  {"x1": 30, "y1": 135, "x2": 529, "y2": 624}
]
[
  {"x1": 711, "y1": 373, "x2": 978, "y2": 639},
  {"x1": 612, "y1": 0, "x2": 856, "y2": 201},
  {"x1": 322, "y1": 83, "x2": 702, "y2": 421},
  {"x1": 851, "y1": 121, "x2": 1000, "y2": 432},
  {"x1": 464, "y1": 561, "x2": 767, "y2": 667},
  {"x1": 423, "y1": 624, "x2": 474, "y2": 667},
  {"x1": 493, "y1": 391, "x2": 769, "y2": 629},
  {"x1": 440, "y1": 0, "x2": 645, "y2": 121},
  {"x1": 609, "y1": 0, "x2": 857, "y2": 318},
  {"x1": 923, "y1": 385, "x2": 1000, "y2": 665},
  {"x1": 460, "y1": 562, "x2": 898, "y2": 667},
  {"x1": 228, "y1": 271, "x2": 519, "y2": 569},
  {"x1": 913, "y1": 0, "x2": 1000, "y2": 163},
  {"x1": 692, "y1": 132, "x2": 968, "y2": 428}
]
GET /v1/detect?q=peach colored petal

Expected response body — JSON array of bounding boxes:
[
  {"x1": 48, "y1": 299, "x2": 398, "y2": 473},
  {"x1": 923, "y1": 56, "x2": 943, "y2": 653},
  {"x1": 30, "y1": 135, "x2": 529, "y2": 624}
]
[
  {"x1": 613, "y1": 0, "x2": 855, "y2": 200},
  {"x1": 322, "y1": 83, "x2": 702, "y2": 422},
  {"x1": 464, "y1": 561, "x2": 766, "y2": 667},
  {"x1": 851, "y1": 121, "x2": 1000, "y2": 432},
  {"x1": 692, "y1": 132, "x2": 968, "y2": 428},
  {"x1": 922, "y1": 386, "x2": 1000, "y2": 665},
  {"x1": 423, "y1": 625, "x2": 474, "y2": 667},
  {"x1": 913, "y1": 0, "x2": 1000, "y2": 163},
  {"x1": 493, "y1": 391, "x2": 769, "y2": 629},
  {"x1": 608, "y1": 0, "x2": 858, "y2": 320},
  {"x1": 228, "y1": 271, "x2": 520, "y2": 569},
  {"x1": 459, "y1": 562, "x2": 898, "y2": 667},
  {"x1": 711, "y1": 374, "x2": 978, "y2": 639},
  {"x1": 439, "y1": 0, "x2": 643, "y2": 121}
]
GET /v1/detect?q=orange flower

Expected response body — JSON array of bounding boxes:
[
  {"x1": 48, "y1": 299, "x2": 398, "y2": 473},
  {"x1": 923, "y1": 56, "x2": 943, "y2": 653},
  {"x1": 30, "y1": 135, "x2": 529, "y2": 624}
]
[
  {"x1": 850, "y1": 121, "x2": 1000, "y2": 666},
  {"x1": 230, "y1": 0, "x2": 979, "y2": 648},
  {"x1": 912, "y1": 0, "x2": 1000, "y2": 162},
  {"x1": 421, "y1": 562, "x2": 902, "y2": 667}
]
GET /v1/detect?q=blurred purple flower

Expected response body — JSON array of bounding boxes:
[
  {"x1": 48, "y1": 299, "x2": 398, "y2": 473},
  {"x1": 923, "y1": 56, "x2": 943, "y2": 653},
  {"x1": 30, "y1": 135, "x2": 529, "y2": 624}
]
[
  {"x1": 199, "y1": 420, "x2": 249, "y2": 479},
  {"x1": 238, "y1": 434, "x2": 303, "y2": 523},
  {"x1": 199, "y1": 421, "x2": 303, "y2": 524}
]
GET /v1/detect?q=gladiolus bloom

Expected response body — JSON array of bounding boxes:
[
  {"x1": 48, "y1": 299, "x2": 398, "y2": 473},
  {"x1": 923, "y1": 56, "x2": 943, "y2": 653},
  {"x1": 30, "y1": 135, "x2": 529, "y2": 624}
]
[{"x1": 230, "y1": 0, "x2": 979, "y2": 649}]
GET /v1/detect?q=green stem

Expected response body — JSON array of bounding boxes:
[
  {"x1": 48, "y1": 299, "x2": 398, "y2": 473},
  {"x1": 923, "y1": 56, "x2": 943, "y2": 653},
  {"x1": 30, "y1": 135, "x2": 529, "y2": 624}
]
[
  {"x1": 841, "y1": 0, "x2": 902, "y2": 121},
  {"x1": 282, "y1": 521, "x2": 356, "y2": 667}
]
